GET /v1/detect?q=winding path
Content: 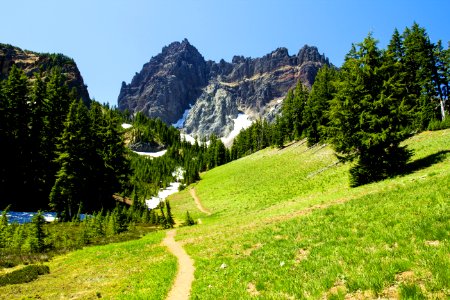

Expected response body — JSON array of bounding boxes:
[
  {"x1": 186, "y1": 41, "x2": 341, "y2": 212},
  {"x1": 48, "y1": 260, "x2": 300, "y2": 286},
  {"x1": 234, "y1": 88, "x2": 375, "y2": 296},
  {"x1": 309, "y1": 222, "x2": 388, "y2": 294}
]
[
  {"x1": 190, "y1": 188, "x2": 211, "y2": 215},
  {"x1": 163, "y1": 229, "x2": 195, "y2": 300}
]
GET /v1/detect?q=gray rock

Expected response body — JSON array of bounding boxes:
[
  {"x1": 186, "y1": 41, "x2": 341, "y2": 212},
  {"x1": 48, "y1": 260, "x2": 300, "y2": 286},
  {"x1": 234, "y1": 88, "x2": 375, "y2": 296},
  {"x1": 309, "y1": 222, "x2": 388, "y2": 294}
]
[{"x1": 118, "y1": 40, "x2": 331, "y2": 138}]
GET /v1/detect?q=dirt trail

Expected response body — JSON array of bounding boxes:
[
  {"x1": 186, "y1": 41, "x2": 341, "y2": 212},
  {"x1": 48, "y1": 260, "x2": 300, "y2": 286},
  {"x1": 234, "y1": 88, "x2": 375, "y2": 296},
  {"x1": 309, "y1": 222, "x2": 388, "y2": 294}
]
[
  {"x1": 190, "y1": 188, "x2": 211, "y2": 215},
  {"x1": 163, "y1": 229, "x2": 195, "y2": 300}
]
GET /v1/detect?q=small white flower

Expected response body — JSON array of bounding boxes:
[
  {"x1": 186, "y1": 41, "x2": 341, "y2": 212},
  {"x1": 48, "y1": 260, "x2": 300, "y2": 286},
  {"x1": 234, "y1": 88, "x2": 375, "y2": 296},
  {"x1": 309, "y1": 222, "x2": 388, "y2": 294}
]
[
  {"x1": 220, "y1": 263, "x2": 227, "y2": 269},
  {"x1": 280, "y1": 261, "x2": 285, "y2": 267}
]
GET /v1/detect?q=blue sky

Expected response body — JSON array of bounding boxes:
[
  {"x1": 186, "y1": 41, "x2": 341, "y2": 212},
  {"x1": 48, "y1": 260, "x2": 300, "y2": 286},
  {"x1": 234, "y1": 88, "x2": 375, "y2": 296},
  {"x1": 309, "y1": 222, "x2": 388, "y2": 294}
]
[{"x1": 1, "y1": 0, "x2": 449, "y2": 106}]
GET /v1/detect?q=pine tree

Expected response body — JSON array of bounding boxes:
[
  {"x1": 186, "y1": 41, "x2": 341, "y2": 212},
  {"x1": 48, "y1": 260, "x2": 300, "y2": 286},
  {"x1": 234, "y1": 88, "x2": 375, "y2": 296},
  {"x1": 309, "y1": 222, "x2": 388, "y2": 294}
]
[
  {"x1": 280, "y1": 81, "x2": 309, "y2": 141},
  {"x1": 0, "y1": 206, "x2": 10, "y2": 248},
  {"x1": 183, "y1": 210, "x2": 196, "y2": 226},
  {"x1": 165, "y1": 200, "x2": 175, "y2": 228},
  {"x1": 304, "y1": 65, "x2": 338, "y2": 146},
  {"x1": 49, "y1": 100, "x2": 92, "y2": 220},
  {"x1": 0, "y1": 79, "x2": 7, "y2": 202},
  {"x1": 0, "y1": 65, "x2": 31, "y2": 208},
  {"x1": 328, "y1": 33, "x2": 412, "y2": 186},
  {"x1": 30, "y1": 211, "x2": 46, "y2": 252},
  {"x1": 28, "y1": 71, "x2": 51, "y2": 208},
  {"x1": 402, "y1": 23, "x2": 440, "y2": 128},
  {"x1": 272, "y1": 115, "x2": 286, "y2": 148}
]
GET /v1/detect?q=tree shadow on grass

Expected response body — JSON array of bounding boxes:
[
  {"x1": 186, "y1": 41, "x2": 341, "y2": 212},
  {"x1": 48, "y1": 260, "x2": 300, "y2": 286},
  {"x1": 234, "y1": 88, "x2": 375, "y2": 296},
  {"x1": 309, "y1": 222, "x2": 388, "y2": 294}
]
[{"x1": 404, "y1": 150, "x2": 450, "y2": 175}]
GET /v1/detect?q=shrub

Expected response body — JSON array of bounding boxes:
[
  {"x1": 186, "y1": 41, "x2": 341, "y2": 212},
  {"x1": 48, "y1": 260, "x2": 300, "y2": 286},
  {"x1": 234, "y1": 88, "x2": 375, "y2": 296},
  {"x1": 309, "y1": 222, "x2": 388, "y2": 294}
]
[
  {"x1": 427, "y1": 116, "x2": 450, "y2": 131},
  {"x1": 0, "y1": 264, "x2": 50, "y2": 287},
  {"x1": 182, "y1": 211, "x2": 196, "y2": 226}
]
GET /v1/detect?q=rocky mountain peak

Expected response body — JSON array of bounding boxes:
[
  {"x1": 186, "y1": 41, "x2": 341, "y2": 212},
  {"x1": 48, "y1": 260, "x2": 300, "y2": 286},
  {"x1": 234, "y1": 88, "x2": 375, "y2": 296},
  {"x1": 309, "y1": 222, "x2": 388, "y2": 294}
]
[
  {"x1": 271, "y1": 47, "x2": 289, "y2": 58},
  {"x1": 118, "y1": 39, "x2": 209, "y2": 124},
  {"x1": 118, "y1": 41, "x2": 331, "y2": 139},
  {"x1": 297, "y1": 45, "x2": 328, "y2": 65}
]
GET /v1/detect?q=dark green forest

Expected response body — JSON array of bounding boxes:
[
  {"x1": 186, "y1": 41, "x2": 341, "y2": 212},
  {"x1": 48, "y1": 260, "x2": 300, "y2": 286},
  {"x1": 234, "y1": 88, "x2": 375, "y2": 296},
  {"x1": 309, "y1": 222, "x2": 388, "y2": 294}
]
[{"x1": 0, "y1": 64, "x2": 231, "y2": 218}]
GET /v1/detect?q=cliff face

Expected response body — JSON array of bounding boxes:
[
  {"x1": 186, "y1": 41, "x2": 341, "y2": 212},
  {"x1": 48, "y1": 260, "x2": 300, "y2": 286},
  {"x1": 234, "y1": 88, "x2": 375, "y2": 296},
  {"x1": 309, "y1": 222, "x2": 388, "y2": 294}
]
[
  {"x1": 0, "y1": 43, "x2": 90, "y2": 104},
  {"x1": 118, "y1": 40, "x2": 330, "y2": 138},
  {"x1": 118, "y1": 39, "x2": 209, "y2": 124}
]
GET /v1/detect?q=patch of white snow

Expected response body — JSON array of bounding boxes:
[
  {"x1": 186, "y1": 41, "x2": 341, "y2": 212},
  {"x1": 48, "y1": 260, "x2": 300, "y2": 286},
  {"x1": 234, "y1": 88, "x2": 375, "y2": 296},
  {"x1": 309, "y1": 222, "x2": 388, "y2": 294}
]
[
  {"x1": 172, "y1": 106, "x2": 192, "y2": 128},
  {"x1": 221, "y1": 114, "x2": 253, "y2": 146},
  {"x1": 180, "y1": 133, "x2": 196, "y2": 145},
  {"x1": 144, "y1": 167, "x2": 185, "y2": 210},
  {"x1": 145, "y1": 182, "x2": 181, "y2": 209},
  {"x1": 133, "y1": 149, "x2": 167, "y2": 158}
]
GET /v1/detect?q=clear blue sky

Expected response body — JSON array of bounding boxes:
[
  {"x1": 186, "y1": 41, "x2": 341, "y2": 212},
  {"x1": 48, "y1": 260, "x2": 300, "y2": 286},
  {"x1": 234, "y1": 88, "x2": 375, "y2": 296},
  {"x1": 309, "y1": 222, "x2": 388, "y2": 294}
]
[{"x1": 1, "y1": 0, "x2": 449, "y2": 106}]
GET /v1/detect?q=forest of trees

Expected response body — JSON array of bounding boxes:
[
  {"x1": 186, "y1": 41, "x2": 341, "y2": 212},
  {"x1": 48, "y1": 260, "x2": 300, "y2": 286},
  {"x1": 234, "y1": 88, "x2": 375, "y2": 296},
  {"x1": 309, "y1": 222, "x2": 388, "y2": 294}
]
[
  {"x1": 0, "y1": 62, "x2": 232, "y2": 219},
  {"x1": 0, "y1": 66, "x2": 131, "y2": 219}
]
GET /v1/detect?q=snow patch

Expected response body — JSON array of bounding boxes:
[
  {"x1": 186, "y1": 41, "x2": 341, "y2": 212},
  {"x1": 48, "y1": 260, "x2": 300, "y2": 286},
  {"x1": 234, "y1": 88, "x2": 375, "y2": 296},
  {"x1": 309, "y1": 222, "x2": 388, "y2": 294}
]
[
  {"x1": 133, "y1": 149, "x2": 167, "y2": 158},
  {"x1": 121, "y1": 123, "x2": 132, "y2": 129},
  {"x1": 172, "y1": 106, "x2": 192, "y2": 128},
  {"x1": 180, "y1": 133, "x2": 196, "y2": 145},
  {"x1": 221, "y1": 114, "x2": 253, "y2": 146},
  {"x1": 145, "y1": 167, "x2": 184, "y2": 209},
  {"x1": 145, "y1": 182, "x2": 181, "y2": 209}
]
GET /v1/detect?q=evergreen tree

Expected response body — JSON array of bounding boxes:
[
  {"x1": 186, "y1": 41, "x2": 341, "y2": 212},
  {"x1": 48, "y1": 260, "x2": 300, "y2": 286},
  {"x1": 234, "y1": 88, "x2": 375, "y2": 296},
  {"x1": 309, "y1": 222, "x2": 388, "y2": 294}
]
[
  {"x1": 87, "y1": 103, "x2": 130, "y2": 212},
  {"x1": 165, "y1": 200, "x2": 175, "y2": 228},
  {"x1": 0, "y1": 206, "x2": 10, "y2": 249},
  {"x1": 304, "y1": 65, "x2": 338, "y2": 146},
  {"x1": 280, "y1": 81, "x2": 309, "y2": 141},
  {"x1": 328, "y1": 34, "x2": 412, "y2": 186},
  {"x1": 402, "y1": 23, "x2": 441, "y2": 128},
  {"x1": 30, "y1": 211, "x2": 46, "y2": 252},
  {"x1": 182, "y1": 210, "x2": 196, "y2": 226},
  {"x1": 0, "y1": 79, "x2": 7, "y2": 201},
  {"x1": 0, "y1": 66, "x2": 31, "y2": 208},
  {"x1": 272, "y1": 115, "x2": 286, "y2": 148},
  {"x1": 28, "y1": 71, "x2": 51, "y2": 208},
  {"x1": 49, "y1": 100, "x2": 92, "y2": 220}
]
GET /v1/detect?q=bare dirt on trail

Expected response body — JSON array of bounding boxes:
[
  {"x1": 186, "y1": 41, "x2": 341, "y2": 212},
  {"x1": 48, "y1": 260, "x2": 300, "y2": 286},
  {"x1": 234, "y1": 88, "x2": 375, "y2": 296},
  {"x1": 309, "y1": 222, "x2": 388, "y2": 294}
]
[
  {"x1": 163, "y1": 229, "x2": 195, "y2": 300},
  {"x1": 190, "y1": 188, "x2": 211, "y2": 215}
]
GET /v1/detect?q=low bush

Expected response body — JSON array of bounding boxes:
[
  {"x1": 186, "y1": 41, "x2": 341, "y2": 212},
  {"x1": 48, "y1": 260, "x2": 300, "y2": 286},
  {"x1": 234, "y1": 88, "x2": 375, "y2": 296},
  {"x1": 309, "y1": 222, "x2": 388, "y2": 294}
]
[
  {"x1": 0, "y1": 264, "x2": 50, "y2": 287},
  {"x1": 428, "y1": 116, "x2": 450, "y2": 131}
]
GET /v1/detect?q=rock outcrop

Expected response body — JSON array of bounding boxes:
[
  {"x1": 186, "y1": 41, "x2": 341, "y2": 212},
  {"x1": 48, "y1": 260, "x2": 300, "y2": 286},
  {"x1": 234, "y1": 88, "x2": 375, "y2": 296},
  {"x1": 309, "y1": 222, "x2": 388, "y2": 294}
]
[
  {"x1": 118, "y1": 40, "x2": 330, "y2": 138},
  {"x1": 118, "y1": 39, "x2": 209, "y2": 124},
  {"x1": 0, "y1": 43, "x2": 90, "y2": 104}
]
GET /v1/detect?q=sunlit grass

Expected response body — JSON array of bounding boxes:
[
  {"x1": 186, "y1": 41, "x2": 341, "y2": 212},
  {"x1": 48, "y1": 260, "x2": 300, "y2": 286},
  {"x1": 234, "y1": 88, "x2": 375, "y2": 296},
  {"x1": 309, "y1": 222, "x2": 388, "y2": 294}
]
[
  {"x1": 168, "y1": 129, "x2": 450, "y2": 299},
  {"x1": 0, "y1": 231, "x2": 176, "y2": 299},
  {"x1": 3, "y1": 129, "x2": 448, "y2": 299}
]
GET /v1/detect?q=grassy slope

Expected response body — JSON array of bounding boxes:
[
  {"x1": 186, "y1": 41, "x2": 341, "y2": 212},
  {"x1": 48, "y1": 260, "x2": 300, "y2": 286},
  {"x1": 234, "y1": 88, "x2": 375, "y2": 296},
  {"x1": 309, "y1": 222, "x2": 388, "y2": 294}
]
[
  {"x1": 170, "y1": 130, "x2": 450, "y2": 299},
  {"x1": 0, "y1": 231, "x2": 177, "y2": 300},
  {"x1": 1, "y1": 130, "x2": 447, "y2": 299}
]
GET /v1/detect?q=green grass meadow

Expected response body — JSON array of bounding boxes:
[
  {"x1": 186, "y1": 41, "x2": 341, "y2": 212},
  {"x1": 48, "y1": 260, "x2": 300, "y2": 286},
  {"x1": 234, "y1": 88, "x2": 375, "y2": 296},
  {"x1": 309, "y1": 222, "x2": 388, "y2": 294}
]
[
  {"x1": 170, "y1": 129, "x2": 450, "y2": 299},
  {"x1": 1, "y1": 129, "x2": 448, "y2": 299},
  {"x1": 0, "y1": 231, "x2": 176, "y2": 299}
]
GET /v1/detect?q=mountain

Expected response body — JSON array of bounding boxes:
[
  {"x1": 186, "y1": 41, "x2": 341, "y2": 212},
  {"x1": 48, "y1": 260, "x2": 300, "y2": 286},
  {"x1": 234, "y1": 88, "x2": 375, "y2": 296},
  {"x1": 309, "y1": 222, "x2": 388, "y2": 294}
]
[
  {"x1": 0, "y1": 43, "x2": 90, "y2": 104},
  {"x1": 118, "y1": 39, "x2": 330, "y2": 138}
]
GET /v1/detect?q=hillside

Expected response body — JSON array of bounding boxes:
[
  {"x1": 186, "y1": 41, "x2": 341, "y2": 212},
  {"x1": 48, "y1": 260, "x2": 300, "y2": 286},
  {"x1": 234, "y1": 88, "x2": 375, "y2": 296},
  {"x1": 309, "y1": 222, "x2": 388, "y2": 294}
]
[
  {"x1": 0, "y1": 43, "x2": 90, "y2": 104},
  {"x1": 118, "y1": 39, "x2": 330, "y2": 138},
  {"x1": 171, "y1": 129, "x2": 450, "y2": 299},
  {"x1": 1, "y1": 129, "x2": 448, "y2": 299}
]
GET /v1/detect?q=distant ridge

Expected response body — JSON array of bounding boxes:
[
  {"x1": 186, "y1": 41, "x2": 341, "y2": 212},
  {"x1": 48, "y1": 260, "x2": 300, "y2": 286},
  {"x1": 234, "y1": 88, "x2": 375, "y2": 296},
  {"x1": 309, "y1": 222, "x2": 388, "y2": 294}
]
[{"x1": 0, "y1": 43, "x2": 90, "y2": 104}]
